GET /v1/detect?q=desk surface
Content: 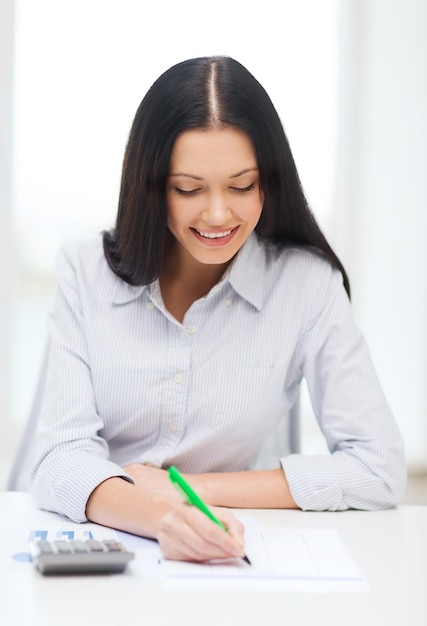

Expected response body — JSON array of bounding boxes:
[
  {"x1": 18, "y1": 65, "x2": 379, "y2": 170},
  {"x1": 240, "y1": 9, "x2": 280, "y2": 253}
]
[{"x1": 1, "y1": 492, "x2": 426, "y2": 626}]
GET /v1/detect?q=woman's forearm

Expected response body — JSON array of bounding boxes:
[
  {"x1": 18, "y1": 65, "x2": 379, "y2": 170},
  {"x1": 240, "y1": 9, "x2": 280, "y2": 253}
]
[
  {"x1": 191, "y1": 468, "x2": 299, "y2": 509},
  {"x1": 85, "y1": 476, "x2": 172, "y2": 538},
  {"x1": 85, "y1": 467, "x2": 298, "y2": 542}
]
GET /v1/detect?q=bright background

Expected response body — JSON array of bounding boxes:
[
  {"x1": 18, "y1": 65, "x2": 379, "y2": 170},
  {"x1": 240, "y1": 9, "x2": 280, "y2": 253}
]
[{"x1": 1, "y1": 0, "x2": 426, "y2": 486}]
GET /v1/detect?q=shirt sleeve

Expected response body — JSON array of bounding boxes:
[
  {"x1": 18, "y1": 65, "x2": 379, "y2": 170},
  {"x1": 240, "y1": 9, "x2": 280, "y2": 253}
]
[
  {"x1": 280, "y1": 263, "x2": 407, "y2": 511},
  {"x1": 29, "y1": 243, "x2": 134, "y2": 522}
]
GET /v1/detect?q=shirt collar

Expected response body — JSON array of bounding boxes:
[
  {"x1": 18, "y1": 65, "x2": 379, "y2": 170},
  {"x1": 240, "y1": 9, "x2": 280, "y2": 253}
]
[
  {"x1": 111, "y1": 232, "x2": 267, "y2": 309},
  {"x1": 111, "y1": 278, "x2": 147, "y2": 304},
  {"x1": 226, "y1": 233, "x2": 266, "y2": 311}
]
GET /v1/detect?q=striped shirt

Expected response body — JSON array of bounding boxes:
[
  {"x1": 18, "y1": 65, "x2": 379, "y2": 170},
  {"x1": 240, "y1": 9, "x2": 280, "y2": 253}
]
[{"x1": 29, "y1": 233, "x2": 406, "y2": 521}]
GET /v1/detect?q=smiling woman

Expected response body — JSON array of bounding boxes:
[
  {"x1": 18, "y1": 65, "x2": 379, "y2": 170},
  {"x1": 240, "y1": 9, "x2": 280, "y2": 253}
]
[{"x1": 27, "y1": 55, "x2": 406, "y2": 564}]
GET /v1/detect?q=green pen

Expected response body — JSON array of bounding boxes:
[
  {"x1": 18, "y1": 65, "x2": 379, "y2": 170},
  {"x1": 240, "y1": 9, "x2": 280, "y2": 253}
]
[{"x1": 167, "y1": 465, "x2": 251, "y2": 565}]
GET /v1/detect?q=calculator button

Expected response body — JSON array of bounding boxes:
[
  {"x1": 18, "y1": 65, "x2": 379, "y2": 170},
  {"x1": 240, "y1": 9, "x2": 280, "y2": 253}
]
[
  {"x1": 71, "y1": 541, "x2": 89, "y2": 553},
  {"x1": 103, "y1": 541, "x2": 122, "y2": 552},
  {"x1": 86, "y1": 540, "x2": 105, "y2": 552},
  {"x1": 37, "y1": 541, "x2": 54, "y2": 554},
  {"x1": 54, "y1": 541, "x2": 72, "y2": 553}
]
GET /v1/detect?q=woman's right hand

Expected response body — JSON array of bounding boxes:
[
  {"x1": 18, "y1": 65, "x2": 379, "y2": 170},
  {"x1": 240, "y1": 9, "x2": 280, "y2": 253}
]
[
  {"x1": 86, "y1": 476, "x2": 246, "y2": 562},
  {"x1": 157, "y1": 501, "x2": 246, "y2": 562}
]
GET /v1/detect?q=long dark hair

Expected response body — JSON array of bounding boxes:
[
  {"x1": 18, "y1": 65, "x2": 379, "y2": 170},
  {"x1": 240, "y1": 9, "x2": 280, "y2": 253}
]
[{"x1": 103, "y1": 56, "x2": 350, "y2": 297}]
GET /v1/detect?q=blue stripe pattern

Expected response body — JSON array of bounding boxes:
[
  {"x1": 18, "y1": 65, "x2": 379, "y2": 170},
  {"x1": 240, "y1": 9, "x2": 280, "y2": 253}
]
[{"x1": 29, "y1": 233, "x2": 406, "y2": 521}]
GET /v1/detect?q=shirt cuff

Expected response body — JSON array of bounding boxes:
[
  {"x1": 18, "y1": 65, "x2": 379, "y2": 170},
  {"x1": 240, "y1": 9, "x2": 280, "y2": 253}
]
[
  {"x1": 280, "y1": 453, "x2": 348, "y2": 511},
  {"x1": 49, "y1": 456, "x2": 135, "y2": 522}
]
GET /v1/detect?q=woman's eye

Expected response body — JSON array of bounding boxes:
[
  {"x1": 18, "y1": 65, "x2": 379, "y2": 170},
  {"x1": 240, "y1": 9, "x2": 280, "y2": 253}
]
[
  {"x1": 174, "y1": 187, "x2": 200, "y2": 196},
  {"x1": 231, "y1": 183, "x2": 256, "y2": 193}
]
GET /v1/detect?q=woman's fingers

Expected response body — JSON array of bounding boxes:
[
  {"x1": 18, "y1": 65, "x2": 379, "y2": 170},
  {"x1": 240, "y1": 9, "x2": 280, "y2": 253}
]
[
  {"x1": 123, "y1": 463, "x2": 180, "y2": 499},
  {"x1": 217, "y1": 507, "x2": 245, "y2": 548},
  {"x1": 158, "y1": 503, "x2": 246, "y2": 562}
]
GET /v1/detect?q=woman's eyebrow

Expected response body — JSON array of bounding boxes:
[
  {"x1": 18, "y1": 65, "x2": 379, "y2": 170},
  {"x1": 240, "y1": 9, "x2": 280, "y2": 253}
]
[
  {"x1": 229, "y1": 167, "x2": 259, "y2": 179},
  {"x1": 169, "y1": 173, "x2": 203, "y2": 180},
  {"x1": 169, "y1": 167, "x2": 258, "y2": 180}
]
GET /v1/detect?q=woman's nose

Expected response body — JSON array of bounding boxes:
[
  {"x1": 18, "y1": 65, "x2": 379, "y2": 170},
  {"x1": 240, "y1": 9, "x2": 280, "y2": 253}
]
[{"x1": 202, "y1": 193, "x2": 232, "y2": 225}]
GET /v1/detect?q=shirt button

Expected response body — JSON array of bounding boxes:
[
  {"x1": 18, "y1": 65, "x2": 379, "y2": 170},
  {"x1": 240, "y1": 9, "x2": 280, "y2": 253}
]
[
  {"x1": 225, "y1": 297, "x2": 232, "y2": 306},
  {"x1": 187, "y1": 325, "x2": 197, "y2": 335},
  {"x1": 147, "y1": 302, "x2": 154, "y2": 310},
  {"x1": 168, "y1": 423, "x2": 178, "y2": 433},
  {"x1": 174, "y1": 373, "x2": 184, "y2": 384}
]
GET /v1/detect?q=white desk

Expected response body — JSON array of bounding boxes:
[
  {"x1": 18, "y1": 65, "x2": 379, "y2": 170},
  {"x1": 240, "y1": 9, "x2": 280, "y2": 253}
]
[{"x1": 1, "y1": 492, "x2": 426, "y2": 626}]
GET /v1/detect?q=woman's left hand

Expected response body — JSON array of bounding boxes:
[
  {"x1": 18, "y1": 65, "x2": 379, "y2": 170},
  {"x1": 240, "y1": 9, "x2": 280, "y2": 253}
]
[{"x1": 123, "y1": 463, "x2": 180, "y2": 499}]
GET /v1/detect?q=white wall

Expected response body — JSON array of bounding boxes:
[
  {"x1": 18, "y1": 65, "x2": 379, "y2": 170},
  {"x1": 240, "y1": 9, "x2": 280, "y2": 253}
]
[
  {"x1": 333, "y1": 0, "x2": 427, "y2": 470},
  {"x1": 0, "y1": 0, "x2": 17, "y2": 468}
]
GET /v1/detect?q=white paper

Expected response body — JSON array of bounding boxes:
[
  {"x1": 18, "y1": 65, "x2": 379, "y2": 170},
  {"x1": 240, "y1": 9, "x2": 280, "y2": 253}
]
[{"x1": 159, "y1": 526, "x2": 367, "y2": 591}]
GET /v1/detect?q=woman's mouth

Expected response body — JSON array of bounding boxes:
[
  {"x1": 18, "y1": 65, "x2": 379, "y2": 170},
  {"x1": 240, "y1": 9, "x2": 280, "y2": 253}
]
[{"x1": 190, "y1": 226, "x2": 239, "y2": 246}]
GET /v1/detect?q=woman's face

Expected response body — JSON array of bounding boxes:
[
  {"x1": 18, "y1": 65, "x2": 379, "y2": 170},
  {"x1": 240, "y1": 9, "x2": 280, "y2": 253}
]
[{"x1": 166, "y1": 127, "x2": 263, "y2": 268}]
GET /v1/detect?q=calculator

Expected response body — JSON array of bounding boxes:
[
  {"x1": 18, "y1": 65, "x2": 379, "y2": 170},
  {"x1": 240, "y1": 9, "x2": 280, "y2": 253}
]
[{"x1": 30, "y1": 539, "x2": 135, "y2": 575}]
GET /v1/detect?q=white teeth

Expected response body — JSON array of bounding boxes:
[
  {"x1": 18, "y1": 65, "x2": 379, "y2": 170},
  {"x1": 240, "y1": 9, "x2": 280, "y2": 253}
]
[{"x1": 197, "y1": 229, "x2": 232, "y2": 239}]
